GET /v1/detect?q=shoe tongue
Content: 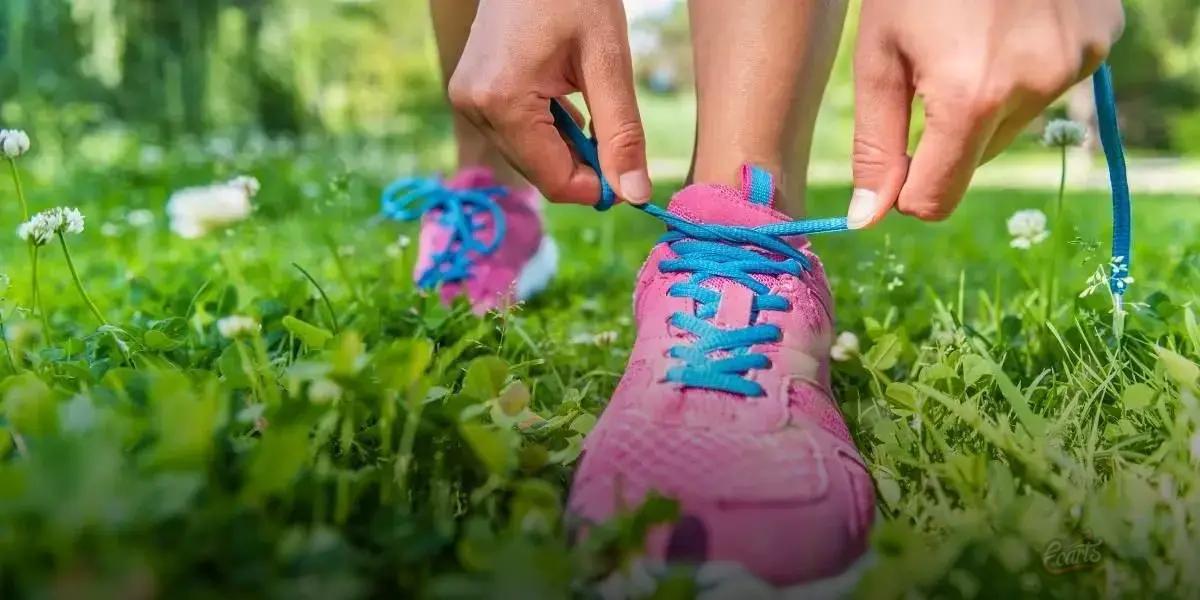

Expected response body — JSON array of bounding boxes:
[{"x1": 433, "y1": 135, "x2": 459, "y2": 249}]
[
  {"x1": 665, "y1": 165, "x2": 791, "y2": 228},
  {"x1": 445, "y1": 166, "x2": 497, "y2": 190}
]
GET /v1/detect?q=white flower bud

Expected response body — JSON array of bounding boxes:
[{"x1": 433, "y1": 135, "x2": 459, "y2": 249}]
[{"x1": 0, "y1": 129, "x2": 31, "y2": 158}]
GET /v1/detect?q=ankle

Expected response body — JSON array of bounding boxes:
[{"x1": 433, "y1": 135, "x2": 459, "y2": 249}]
[{"x1": 690, "y1": 159, "x2": 807, "y2": 218}]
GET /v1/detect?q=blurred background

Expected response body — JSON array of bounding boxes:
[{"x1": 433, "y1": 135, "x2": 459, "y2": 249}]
[{"x1": 1, "y1": 0, "x2": 1198, "y2": 191}]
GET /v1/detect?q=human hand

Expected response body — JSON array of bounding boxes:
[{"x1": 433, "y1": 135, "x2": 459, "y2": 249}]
[
  {"x1": 448, "y1": 0, "x2": 651, "y2": 205},
  {"x1": 847, "y1": 0, "x2": 1124, "y2": 228}
]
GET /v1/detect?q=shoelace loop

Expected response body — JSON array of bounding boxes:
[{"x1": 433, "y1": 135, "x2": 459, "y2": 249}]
[{"x1": 380, "y1": 177, "x2": 508, "y2": 289}]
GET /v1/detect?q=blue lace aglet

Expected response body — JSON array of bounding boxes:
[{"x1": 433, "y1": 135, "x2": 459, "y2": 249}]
[{"x1": 549, "y1": 99, "x2": 616, "y2": 211}]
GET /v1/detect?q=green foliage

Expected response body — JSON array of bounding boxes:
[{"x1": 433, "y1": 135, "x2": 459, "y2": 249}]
[{"x1": 0, "y1": 130, "x2": 1199, "y2": 596}]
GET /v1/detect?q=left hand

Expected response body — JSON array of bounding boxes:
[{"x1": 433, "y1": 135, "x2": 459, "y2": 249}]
[{"x1": 847, "y1": 0, "x2": 1125, "y2": 228}]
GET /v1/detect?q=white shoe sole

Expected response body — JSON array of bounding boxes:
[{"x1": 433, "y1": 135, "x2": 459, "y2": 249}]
[
  {"x1": 695, "y1": 551, "x2": 875, "y2": 600},
  {"x1": 597, "y1": 550, "x2": 875, "y2": 600},
  {"x1": 514, "y1": 235, "x2": 559, "y2": 301}
]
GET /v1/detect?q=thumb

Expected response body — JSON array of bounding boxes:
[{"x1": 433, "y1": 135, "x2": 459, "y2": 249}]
[
  {"x1": 578, "y1": 23, "x2": 652, "y2": 205},
  {"x1": 848, "y1": 38, "x2": 913, "y2": 229}
]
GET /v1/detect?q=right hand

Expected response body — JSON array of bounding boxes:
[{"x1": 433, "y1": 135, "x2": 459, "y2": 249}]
[{"x1": 448, "y1": 0, "x2": 652, "y2": 205}]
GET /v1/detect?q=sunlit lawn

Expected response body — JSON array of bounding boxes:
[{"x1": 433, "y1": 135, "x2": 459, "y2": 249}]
[{"x1": 1, "y1": 143, "x2": 1199, "y2": 597}]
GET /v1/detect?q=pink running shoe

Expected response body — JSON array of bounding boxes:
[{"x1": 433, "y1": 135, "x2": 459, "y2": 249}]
[
  {"x1": 381, "y1": 167, "x2": 557, "y2": 313},
  {"x1": 569, "y1": 166, "x2": 876, "y2": 590}
]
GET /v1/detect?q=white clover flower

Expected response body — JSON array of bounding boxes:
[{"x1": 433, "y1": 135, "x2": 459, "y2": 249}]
[
  {"x1": 1041, "y1": 119, "x2": 1087, "y2": 148},
  {"x1": 100, "y1": 222, "x2": 121, "y2": 238},
  {"x1": 216, "y1": 315, "x2": 260, "y2": 339},
  {"x1": 830, "y1": 331, "x2": 860, "y2": 362},
  {"x1": 308, "y1": 378, "x2": 343, "y2": 404},
  {"x1": 127, "y1": 209, "x2": 155, "y2": 227},
  {"x1": 1007, "y1": 209, "x2": 1049, "y2": 250},
  {"x1": 396, "y1": 235, "x2": 411, "y2": 249},
  {"x1": 17, "y1": 207, "x2": 86, "y2": 246},
  {"x1": 166, "y1": 177, "x2": 256, "y2": 239},
  {"x1": 0, "y1": 129, "x2": 31, "y2": 158}
]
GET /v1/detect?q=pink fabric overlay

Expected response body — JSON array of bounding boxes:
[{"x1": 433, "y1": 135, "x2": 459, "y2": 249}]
[
  {"x1": 569, "y1": 173, "x2": 875, "y2": 586},
  {"x1": 414, "y1": 167, "x2": 545, "y2": 313}
]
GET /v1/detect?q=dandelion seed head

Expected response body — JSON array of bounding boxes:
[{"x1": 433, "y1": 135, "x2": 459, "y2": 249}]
[
  {"x1": 0, "y1": 129, "x2": 31, "y2": 158},
  {"x1": 216, "y1": 315, "x2": 260, "y2": 339},
  {"x1": 1041, "y1": 119, "x2": 1087, "y2": 148}
]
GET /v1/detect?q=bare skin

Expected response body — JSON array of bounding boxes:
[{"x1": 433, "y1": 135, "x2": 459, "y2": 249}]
[
  {"x1": 689, "y1": 0, "x2": 848, "y2": 217},
  {"x1": 447, "y1": 0, "x2": 650, "y2": 206},
  {"x1": 430, "y1": 0, "x2": 525, "y2": 187},
  {"x1": 433, "y1": 0, "x2": 1124, "y2": 226},
  {"x1": 848, "y1": 0, "x2": 1125, "y2": 227}
]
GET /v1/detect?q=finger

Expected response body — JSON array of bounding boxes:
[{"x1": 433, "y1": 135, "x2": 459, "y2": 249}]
[
  {"x1": 577, "y1": 15, "x2": 651, "y2": 205},
  {"x1": 980, "y1": 76, "x2": 1087, "y2": 163},
  {"x1": 897, "y1": 100, "x2": 1001, "y2": 221},
  {"x1": 489, "y1": 95, "x2": 604, "y2": 205},
  {"x1": 979, "y1": 102, "x2": 1042, "y2": 164},
  {"x1": 848, "y1": 26, "x2": 914, "y2": 229}
]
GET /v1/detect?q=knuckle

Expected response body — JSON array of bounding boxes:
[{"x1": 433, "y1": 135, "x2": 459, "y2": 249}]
[
  {"x1": 604, "y1": 120, "x2": 646, "y2": 157},
  {"x1": 928, "y1": 72, "x2": 1005, "y2": 120},
  {"x1": 447, "y1": 78, "x2": 511, "y2": 114},
  {"x1": 851, "y1": 137, "x2": 898, "y2": 180}
]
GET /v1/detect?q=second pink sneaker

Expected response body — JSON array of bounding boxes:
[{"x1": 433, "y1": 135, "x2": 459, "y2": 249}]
[
  {"x1": 381, "y1": 167, "x2": 556, "y2": 313},
  {"x1": 569, "y1": 166, "x2": 876, "y2": 591}
]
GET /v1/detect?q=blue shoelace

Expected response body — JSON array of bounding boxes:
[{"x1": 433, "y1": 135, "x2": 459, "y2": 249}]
[
  {"x1": 379, "y1": 177, "x2": 509, "y2": 289},
  {"x1": 552, "y1": 63, "x2": 1133, "y2": 395}
]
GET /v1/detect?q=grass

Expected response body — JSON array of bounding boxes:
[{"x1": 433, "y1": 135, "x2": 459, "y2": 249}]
[{"x1": 1, "y1": 140, "x2": 1200, "y2": 599}]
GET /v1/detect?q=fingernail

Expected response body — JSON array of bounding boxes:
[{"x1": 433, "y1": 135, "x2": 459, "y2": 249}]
[
  {"x1": 847, "y1": 188, "x2": 879, "y2": 229},
  {"x1": 619, "y1": 170, "x2": 652, "y2": 205}
]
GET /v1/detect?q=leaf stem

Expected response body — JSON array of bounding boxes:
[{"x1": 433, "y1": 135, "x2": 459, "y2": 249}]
[
  {"x1": 7, "y1": 158, "x2": 28, "y2": 220},
  {"x1": 292, "y1": 262, "x2": 340, "y2": 334},
  {"x1": 58, "y1": 232, "x2": 107, "y2": 325},
  {"x1": 31, "y1": 247, "x2": 50, "y2": 341}
]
